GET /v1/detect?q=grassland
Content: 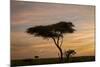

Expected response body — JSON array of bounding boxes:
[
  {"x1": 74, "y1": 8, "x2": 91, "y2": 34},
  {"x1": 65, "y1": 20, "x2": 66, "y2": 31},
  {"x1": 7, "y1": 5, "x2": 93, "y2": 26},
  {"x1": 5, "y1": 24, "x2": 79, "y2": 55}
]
[{"x1": 11, "y1": 56, "x2": 95, "y2": 67}]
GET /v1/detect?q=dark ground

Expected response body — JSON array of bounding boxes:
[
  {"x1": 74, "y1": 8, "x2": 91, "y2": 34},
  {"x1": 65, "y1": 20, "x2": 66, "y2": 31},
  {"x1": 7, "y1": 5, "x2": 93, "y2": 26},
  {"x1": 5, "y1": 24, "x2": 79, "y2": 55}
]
[{"x1": 11, "y1": 56, "x2": 95, "y2": 67}]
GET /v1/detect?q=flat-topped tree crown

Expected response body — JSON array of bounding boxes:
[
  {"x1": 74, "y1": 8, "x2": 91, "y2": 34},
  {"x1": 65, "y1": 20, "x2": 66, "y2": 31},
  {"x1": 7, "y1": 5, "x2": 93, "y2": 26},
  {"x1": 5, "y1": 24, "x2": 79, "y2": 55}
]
[{"x1": 27, "y1": 21, "x2": 75, "y2": 38}]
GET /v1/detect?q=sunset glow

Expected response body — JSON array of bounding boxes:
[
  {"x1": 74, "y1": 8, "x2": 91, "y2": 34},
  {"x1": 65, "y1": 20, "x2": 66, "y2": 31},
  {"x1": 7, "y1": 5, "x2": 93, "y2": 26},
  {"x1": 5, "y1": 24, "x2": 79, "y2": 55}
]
[{"x1": 11, "y1": 1, "x2": 95, "y2": 60}]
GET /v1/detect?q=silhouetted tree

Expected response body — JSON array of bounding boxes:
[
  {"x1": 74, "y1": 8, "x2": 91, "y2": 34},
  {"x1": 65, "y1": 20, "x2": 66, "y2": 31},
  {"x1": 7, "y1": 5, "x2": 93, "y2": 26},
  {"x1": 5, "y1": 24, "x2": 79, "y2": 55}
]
[
  {"x1": 64, "y1": 49, "x2": 76, "y2": 61},
  {"x1": 26, "y1": 21, "x2": 75, "y2": 62}
]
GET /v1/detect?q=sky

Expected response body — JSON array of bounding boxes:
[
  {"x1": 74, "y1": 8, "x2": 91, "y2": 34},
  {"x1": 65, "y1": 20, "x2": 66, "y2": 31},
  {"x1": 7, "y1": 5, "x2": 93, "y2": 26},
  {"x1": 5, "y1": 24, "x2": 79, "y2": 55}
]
[{"x1": 11, "y1": 1, "x2": 95, "y2": 60}]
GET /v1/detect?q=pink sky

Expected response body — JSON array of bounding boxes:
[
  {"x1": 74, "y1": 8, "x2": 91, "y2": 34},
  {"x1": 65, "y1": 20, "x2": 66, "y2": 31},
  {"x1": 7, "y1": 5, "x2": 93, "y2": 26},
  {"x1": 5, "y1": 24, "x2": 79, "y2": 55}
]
[{"x1": 11, "y1": 1, "x2": 95, "y2": 60}]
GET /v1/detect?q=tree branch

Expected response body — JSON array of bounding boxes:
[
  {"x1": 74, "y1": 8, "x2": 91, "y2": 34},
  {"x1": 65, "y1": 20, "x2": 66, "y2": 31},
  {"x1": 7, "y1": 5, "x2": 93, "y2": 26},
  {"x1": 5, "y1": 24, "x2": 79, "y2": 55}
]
[
  {"x1": 60, "y1": 37, "x2": 63, "y2": 47},
  {"x1": 57, "y1": 36, "x2": 60, "y2": 46},
  {"x1": 51, "y1": 37, "x2": 57, "y2": 45}
]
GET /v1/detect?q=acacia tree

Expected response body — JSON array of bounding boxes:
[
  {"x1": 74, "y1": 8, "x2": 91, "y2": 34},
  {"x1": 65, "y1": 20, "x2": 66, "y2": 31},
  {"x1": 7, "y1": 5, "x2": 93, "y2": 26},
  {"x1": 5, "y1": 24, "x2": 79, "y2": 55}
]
[
  {"x1": 64, "y1": 49, "x2": 76, "y2": 61},
  {"x1": 26, "y1": 21, "x2": 75, "y2": 62}
]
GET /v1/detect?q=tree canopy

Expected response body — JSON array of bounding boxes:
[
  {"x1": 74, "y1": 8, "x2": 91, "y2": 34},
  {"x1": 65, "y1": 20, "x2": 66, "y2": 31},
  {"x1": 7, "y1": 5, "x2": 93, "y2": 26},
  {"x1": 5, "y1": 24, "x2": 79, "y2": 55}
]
[{"x1": 26, "y1": 21, "x2": 75, "y2": 38}]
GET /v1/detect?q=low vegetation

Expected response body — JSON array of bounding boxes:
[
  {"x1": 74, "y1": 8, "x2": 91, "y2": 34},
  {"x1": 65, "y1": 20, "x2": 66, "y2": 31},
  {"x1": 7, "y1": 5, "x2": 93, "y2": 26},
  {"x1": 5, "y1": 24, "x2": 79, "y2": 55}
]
[{"x1": 11, "y1": 56, "x2": 95, "y2": 67}]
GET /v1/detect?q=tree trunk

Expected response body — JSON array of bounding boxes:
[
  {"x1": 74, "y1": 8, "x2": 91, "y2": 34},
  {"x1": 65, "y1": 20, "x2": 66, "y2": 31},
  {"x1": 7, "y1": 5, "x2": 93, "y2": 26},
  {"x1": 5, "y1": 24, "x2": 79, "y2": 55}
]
[
  {"x1": 59, "y1": 46, "x2": 63, "y2": 62},
  {"x1": 55, "y1": 43, "x2": 63, "y2": 62},
  {"x1": 52, "y1": 37, "x2": 63, "y2": 62},
  {"x1": 67, "y1": 54, "x2": 70, "y2": 62}
]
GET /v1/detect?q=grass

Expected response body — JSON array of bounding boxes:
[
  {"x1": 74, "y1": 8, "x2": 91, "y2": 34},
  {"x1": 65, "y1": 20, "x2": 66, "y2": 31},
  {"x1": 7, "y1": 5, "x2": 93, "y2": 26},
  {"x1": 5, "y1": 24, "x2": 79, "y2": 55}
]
[{"x1": 11, "y1": 56, "x2": 95, "y2": 67}]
